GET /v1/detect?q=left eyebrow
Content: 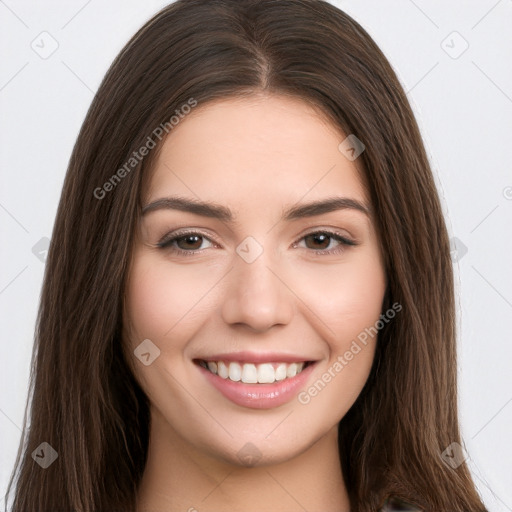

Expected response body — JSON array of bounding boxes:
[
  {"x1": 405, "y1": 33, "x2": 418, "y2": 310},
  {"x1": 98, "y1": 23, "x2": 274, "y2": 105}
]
[
  {"x1": 141, "y1": 195, "x2": 371, "y2": 221},
  {"x1": 282, "y1": 196, "x2": 371, "y2": 221}
]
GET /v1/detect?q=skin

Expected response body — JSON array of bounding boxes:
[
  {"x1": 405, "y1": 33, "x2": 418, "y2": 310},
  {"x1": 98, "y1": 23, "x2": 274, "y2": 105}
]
[{"x1": 123, "y1": 93, "x2": 387, "y2": 512}]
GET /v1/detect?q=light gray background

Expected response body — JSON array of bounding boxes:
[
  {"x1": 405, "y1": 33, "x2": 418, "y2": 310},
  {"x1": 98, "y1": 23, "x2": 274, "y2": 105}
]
[{"x1": 1, "y1": 0, "x2": 511, "y2": 510}]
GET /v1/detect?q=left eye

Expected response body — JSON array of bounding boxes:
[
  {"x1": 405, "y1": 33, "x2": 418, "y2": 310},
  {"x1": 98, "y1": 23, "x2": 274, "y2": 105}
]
[
  {"x1": 157, "y1": 230, "x2": 355, "y2": 255},
  {"x1": 296, "y1": 232, "x2": 354, "y2": 253}
]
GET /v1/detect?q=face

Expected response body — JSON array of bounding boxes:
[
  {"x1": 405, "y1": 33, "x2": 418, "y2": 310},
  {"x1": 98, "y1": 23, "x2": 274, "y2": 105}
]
[{"x1": 123, "y1": 94, "x2": 387, "y2": 467}]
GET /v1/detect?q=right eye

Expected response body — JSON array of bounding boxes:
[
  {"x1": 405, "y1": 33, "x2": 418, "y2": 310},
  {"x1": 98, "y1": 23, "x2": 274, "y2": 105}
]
[{"x1": 157, "y1": 230, "x2": 216, "y2": 255}]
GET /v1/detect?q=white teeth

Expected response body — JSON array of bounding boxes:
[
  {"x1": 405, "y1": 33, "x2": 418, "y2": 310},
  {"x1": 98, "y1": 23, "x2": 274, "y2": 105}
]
[
  {"x1": 228, "y1": 362, "x2": 242, "y2": 382},
  {"x1": 257, "y1": 363, "x2": 275, "y2": 383},
  {"x1": 241, "y1": 363, "x2": 258, "y2": 384},
  {"x1": 201, "y1": 360, "x2": 308, "y2": 383},
  {"x1": 275, "y1": 363, "x2": 287, "y2": 381},
  {"x1": 217, "y1": 361, "x2": 229, "y2": 379},
  {"x1": 286, "y1": 363, "x2": 298, "y2": 378}
]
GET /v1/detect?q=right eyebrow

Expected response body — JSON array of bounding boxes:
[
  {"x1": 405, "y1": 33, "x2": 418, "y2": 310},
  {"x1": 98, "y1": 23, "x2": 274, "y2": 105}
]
[{"x1": 141, "y1": 196, "x2": 233, "y2": 221}]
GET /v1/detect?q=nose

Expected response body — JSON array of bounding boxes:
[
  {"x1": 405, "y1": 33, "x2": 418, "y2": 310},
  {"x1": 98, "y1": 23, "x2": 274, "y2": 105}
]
[{"x1": 220, "y1": 247, "x2": 294, "y2": 332}]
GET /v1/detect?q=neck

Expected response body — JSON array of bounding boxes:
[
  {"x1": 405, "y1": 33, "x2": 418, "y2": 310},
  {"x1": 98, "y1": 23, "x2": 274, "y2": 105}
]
[{"x1": 136, "y1": 409, "x2": 350, "y2": 512}]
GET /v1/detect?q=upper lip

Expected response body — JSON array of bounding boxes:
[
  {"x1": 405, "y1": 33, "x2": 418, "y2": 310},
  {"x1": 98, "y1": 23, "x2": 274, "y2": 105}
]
[{"x1": 195, "y1": 351, "x2": 317, "y2": 364}]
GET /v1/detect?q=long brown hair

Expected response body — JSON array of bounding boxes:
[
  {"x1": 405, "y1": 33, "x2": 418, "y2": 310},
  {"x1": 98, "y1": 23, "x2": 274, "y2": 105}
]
[{"x1": 6, "y1": 1, "x2": 487, "y2": 510}]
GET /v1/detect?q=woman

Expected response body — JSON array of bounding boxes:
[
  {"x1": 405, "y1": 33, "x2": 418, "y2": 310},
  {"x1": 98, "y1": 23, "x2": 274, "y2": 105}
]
[{"x1": 6, "y1": 0, "x2": 488, "y2": 510}]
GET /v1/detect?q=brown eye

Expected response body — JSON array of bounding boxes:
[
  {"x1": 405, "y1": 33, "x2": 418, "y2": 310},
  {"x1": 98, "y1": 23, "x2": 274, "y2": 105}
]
[
  {"x1": 157, "y1": 231, "x2": 214, "y2": 254},
  {"x1": 296, "y1": 230, "x2": 356, "y2": 255},
  {"x1": 303, "y1": 233, "x2": 332, "y2": 250},
  {"x1": 175, "y1": 234, "x2": 204, "y2": 250}
]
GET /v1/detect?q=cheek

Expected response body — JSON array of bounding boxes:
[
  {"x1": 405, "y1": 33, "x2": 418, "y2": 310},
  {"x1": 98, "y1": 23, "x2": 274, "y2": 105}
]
[
  {"x1": 289, "y1": 250, "x2": 386, "y2": 410},
  {"x1": 123, "y1": 252, "x2": 219, "y2": 407},
  {"x1": 125, "y1": 251, "x2": 221, "y2": 343},
  {"x1": 291, "y1": 249, "x2": 386, "y2": 342}
]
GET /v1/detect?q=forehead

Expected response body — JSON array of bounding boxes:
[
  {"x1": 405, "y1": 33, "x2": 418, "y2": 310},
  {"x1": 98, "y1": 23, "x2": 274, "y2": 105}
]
[{"x1": 144, "y1": 94, "x2": 368, "y2": 211}]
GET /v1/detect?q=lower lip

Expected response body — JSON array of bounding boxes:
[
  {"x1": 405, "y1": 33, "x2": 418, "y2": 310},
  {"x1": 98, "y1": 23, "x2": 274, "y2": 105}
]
[{"x1": 197, "y1": 362, "x2": 316, "y2": 409}]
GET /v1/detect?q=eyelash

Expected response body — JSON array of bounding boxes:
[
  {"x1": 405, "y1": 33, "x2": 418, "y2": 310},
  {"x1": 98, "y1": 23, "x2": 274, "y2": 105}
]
[{"x1": 156, "y1": 229, "x2": 357, "y2": 256}]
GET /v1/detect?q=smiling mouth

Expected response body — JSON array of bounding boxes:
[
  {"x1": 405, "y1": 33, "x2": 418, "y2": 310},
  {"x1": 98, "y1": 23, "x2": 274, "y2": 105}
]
[{"x1": 194, "y1": 359, "x2": 313, "y2": 384}]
